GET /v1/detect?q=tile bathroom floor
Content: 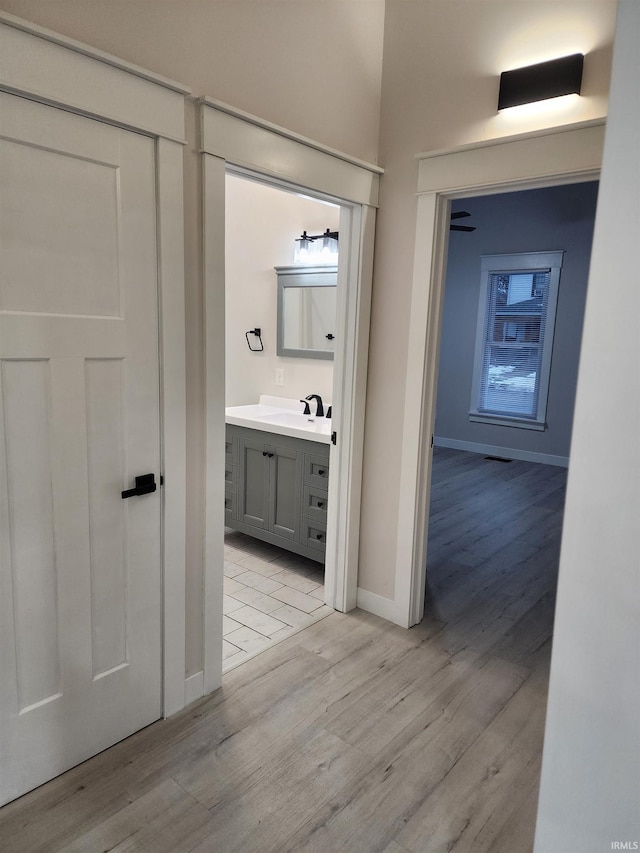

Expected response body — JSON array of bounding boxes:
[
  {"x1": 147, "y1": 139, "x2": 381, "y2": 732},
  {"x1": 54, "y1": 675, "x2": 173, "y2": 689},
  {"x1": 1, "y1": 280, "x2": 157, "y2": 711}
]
[{"x1": 222, "y1": 529, "x2": 332, "y2": 672}]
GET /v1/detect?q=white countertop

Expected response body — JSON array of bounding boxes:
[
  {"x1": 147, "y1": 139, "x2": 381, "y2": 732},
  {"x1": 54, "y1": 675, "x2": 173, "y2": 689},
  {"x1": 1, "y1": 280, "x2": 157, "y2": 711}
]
[{"x1": 225, "y1": 396, "x2": 331, "y2": 444}]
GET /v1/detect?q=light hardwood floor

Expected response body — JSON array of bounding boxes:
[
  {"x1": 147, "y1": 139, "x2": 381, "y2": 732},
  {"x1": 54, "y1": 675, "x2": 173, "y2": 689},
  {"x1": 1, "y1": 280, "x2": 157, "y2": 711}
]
[{"x1": 0, "y1": 449, "x2": 567, "y2": 853}]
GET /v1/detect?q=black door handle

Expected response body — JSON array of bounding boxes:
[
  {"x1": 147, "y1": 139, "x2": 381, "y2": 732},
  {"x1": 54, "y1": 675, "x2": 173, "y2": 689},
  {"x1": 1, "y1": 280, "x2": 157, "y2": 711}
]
[
  {"x1": 326, "y1": 333, "x2": 335, "y2": 340},
  {"x1": 122, "y1": 473, "x2": 156, "y2": 499}
]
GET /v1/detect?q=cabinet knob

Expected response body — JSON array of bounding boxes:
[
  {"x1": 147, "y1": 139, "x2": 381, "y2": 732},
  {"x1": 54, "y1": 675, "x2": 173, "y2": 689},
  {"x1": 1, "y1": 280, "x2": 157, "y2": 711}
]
[
  {"x1": 268, "y1": 453, "x2": 274, "y2": 458},
  {"x1": 316, "y1": 533, "x2": 323, "y2": 540},
  {"x1": 262, "y1": 451, "x2": 268, "y2": 456},
  {"x1": 318, "y1": 469, "x2": 325, "y2": 476},
  {"x1": 317, "y1": 501, "x2": 324, "y2": 508}
]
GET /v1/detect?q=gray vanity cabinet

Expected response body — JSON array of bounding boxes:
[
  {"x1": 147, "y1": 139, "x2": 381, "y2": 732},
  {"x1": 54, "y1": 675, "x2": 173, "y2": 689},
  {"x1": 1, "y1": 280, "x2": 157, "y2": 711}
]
[
  {"x1": 226, "y1": 424, "x2": 329, "y2": 562},
  {"x1": 238, "y1": 435, "x2": 300, "y2": 541}
]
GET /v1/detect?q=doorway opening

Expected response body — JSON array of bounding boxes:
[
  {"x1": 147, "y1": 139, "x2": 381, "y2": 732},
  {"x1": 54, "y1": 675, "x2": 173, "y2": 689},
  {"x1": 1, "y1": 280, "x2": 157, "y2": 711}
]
[
  {"x1": 201, "y1": 99, "x2": 380, "y2": 692},
  {"x1": 394, "y1": 123, "x2": 604, "y2": 631},
  {"x1": 422, "y1": 179, "x2": 599, "y2": 686},
  {"x1": 222, "y1": 172, "x2": 347, "y2": 671}
]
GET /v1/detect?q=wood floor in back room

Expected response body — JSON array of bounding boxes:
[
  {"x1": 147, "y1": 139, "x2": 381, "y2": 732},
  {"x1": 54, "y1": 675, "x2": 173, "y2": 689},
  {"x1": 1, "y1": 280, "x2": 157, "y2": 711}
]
[{"x1": 0, "y1": 448, "x2": 567, "y2": 853}]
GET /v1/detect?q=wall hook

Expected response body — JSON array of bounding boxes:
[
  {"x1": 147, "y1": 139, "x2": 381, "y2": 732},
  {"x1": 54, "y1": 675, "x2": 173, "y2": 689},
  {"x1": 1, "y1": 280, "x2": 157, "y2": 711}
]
[{"x1": 245, "y1": 328, "x2": 264, "y2": 352}]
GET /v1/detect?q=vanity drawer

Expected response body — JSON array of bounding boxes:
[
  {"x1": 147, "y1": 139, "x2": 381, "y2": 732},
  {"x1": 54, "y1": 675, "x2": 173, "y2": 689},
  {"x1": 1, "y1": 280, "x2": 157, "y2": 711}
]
[
  {"x1": 303, "y1": 485, "x2": 328, "y2": 523},
  {"x1": 303, "y1": 453, "x2": 330, "y2": 488},
  {"x1": 302, "y1": 519, "x2": 327, "y2": 553}
]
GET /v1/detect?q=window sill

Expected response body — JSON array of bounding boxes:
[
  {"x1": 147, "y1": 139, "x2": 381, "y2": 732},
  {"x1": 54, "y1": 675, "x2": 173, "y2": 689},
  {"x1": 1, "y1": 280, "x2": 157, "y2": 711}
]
[{"x1": 469, "y1": 412, "x2": 546, "y2": 431}]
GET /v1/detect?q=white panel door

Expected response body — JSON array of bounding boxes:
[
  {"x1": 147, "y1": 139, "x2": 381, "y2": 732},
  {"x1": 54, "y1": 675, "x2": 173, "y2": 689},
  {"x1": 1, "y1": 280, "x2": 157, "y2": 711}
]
[{"x1": 0, "y1": 93, "x2": 162, "y2": 805}]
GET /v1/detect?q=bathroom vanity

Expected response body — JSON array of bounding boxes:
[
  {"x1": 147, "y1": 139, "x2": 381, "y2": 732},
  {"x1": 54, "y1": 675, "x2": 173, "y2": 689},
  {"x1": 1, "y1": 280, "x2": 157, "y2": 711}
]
[{"x1": 225, "y1": 398, "x2": 331, "y2": 562}]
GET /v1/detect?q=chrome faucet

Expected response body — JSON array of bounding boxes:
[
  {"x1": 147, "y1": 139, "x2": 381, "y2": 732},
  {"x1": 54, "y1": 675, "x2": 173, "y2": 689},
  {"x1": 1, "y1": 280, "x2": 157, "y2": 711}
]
[{"x1": 305, "y1": 394, "x2": 324, "y2": 417}]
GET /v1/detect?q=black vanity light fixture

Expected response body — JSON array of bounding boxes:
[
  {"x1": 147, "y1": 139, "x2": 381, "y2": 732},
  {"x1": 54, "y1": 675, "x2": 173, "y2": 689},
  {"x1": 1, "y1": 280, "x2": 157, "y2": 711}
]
[
  {"x1": 498, "y1": 53, "x2": 584, "y2": 110},
  {"x1": 294, "y1": 228, "x2": 339, "y2": 264},
  {"x1": 295, "y1": 229, "x2": 339, "y2": 247}
]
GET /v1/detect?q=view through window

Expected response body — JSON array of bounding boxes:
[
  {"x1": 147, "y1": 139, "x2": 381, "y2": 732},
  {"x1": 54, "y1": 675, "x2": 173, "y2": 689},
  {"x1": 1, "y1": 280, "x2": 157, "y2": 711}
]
[{"x1": 470, "y1": 252, "x2": 563, "y2": 428}]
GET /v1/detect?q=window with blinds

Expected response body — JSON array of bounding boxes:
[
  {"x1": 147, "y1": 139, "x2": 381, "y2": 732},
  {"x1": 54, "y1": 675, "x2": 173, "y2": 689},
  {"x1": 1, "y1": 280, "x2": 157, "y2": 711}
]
[{"x1": 470, "y1": 252, "x2": 564, "y2": 429}]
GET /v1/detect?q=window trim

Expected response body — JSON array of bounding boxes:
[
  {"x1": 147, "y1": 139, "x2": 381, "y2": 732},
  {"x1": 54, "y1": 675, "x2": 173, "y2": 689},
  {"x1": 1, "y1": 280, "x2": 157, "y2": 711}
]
[{"x1": 469, "y1": 251, "x2": 564, "y2": 428}]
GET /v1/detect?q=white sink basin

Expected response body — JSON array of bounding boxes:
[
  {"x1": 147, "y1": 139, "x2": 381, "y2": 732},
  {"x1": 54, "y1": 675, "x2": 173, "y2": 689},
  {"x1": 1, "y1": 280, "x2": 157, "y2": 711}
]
[
  {"x1": 225, "y1": 399, "x2": 331, "y2": 443},
  {"x1": 256, "y1": 411, "x2": 324, "y2": 428}
]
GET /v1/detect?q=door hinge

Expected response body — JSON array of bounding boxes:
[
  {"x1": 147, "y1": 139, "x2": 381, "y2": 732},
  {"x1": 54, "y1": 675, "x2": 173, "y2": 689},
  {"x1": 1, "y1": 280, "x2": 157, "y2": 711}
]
[
  {"x1": 431, "y1": 434, "x2": 434, "y2": 448},
  {"x1": 331, "y1": 431, "x2": 337, "y2": 446},
  {"x1": 160, "y1": 474, "x2": 164, "y2": 486}
]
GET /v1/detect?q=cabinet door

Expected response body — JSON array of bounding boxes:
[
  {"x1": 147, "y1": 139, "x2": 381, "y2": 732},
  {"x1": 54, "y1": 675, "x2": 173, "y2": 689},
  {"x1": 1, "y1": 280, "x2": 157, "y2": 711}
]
[
  {"x1": 269, "y1": 444, "x2": 302, "y2": 542},
  {"x1": 238, "y1": 437, "x2": 270, "y2": 530}
]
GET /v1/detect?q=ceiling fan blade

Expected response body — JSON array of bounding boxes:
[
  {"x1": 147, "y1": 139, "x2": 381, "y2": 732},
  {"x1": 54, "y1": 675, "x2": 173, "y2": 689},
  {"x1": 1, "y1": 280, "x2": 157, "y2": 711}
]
[
  {"x1": 450, "y1": 224, "x2": 476, "y2": 232},
  {"x1": 450, "y1": 211, "x2": 471, "y2": 220}
]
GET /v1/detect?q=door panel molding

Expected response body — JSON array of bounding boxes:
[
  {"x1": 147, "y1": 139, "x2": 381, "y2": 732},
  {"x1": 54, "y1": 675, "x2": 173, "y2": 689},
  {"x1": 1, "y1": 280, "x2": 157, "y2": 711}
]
[
  {"x1": 0, "y1": 12, "x2": 189, "y2": 143},
  {"x1": 201, "y1": 96, "x2": 382, "y2": 206}
]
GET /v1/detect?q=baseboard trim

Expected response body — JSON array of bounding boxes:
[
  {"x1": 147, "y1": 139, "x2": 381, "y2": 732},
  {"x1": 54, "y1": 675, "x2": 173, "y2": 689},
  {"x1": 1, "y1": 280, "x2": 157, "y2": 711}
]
[
  {"x1": 434, "y1": 436, "x2": 569, "y2": 468},
  {"x1": 184, "y1": 670, "x2": 204, "y2": 706},
  {"x1": 356, "y1": 587, "x2": 409, "y2": 628}
]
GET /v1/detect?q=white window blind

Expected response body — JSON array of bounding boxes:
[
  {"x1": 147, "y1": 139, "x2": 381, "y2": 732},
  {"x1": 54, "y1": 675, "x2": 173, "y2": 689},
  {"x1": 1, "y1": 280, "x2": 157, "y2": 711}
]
[{"x1": 470, "y1": 252, "x2": 563, "y2": 429}]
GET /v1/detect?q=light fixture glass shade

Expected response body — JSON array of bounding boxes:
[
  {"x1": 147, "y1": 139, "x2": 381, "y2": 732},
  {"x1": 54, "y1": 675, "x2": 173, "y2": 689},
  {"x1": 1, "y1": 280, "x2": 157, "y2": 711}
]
[
  {"x1": 294, "y1": 230, "x2": 339, "y2": 264},
  {"x1": 294, "y1": 240, "x2": 310, "y2": 264},
  {"x1": 321, "y1": 234, "x2": 339, "y2": 259}
]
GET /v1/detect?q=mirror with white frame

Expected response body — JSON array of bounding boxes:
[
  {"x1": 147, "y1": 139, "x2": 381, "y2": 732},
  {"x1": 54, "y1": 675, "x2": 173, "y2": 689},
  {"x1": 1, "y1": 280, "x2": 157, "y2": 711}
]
[{"x1": 276, "y1": 265, "x2": 337, "y2": 360}]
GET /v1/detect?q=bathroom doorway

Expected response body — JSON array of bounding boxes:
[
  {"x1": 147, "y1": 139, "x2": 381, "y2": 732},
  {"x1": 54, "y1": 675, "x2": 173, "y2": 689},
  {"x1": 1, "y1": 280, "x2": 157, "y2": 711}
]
[
  {"x1": 222, "y1": 174, "x2": 339, "y2": 670},
  {"x1": 201, "y1": 100, "x2": 380, "y2": 693}
]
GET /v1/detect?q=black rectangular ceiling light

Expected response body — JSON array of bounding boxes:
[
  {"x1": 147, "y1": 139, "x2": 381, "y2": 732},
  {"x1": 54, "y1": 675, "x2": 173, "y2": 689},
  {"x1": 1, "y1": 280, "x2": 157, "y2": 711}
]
[{"x1": 498, "y1": 53, "x2": 584, "y2": 110}]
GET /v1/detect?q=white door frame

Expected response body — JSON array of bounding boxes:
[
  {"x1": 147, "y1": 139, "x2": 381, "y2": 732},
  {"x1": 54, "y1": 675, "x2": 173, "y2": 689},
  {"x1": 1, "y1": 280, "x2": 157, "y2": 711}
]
[
  {"x1": 0, "y1": 13, "x2": 189, "y2": 716},
  {"x1": 201, "y1": 98, "x2": 381, "y2": 693},
  {"x1": 396, "y1": 120, "x2": 605, "y2": 629}
]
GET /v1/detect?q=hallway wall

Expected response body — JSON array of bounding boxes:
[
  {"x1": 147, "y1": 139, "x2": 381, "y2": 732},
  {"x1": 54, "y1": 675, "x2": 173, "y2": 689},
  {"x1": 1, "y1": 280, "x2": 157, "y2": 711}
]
[
  {"x1": 0, "y1": 0, "x2": 619, "y2": 669},
  {"x1": 360, "y1": 0, "x2": 616, "y2": 599},
  {"x1": 0, "y1": 0, "x2": 385, "y2": 677}
]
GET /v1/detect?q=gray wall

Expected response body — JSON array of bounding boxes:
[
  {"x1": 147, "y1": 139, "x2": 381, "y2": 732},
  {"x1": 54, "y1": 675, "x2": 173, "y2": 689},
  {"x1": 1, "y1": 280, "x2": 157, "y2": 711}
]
[{"x1": 435, "y1": 182, "x2": 599, "y2": 462}]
